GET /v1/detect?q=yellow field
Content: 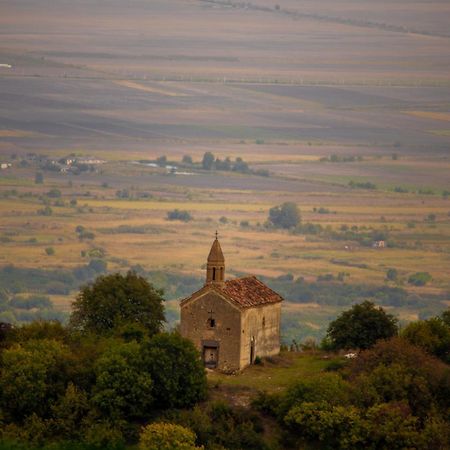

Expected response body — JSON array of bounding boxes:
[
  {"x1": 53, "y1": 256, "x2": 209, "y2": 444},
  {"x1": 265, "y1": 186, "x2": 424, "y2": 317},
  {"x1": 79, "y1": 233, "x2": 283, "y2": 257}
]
[
  {"x1": 406, "y1": 111, "x2": 450, "y2": 122},
  {"x1": 114, "y1": 80, "x2": 189, "y2": 97},
  {"x1": 81, "y1": 199, "x2": 270, "y2": 212}
]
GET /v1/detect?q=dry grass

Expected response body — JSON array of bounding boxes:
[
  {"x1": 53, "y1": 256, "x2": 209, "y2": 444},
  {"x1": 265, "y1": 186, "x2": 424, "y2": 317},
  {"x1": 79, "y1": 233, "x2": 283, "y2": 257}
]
[{"x1": 406, "y1": 111, "x2": 450, "y2": 122}]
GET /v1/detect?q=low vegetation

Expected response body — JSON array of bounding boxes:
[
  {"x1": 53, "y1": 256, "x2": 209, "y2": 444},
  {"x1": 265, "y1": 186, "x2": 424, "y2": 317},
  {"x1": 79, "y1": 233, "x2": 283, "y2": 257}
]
[{"x1": 0, "y1": 277, "x2": 448, "y2": 449}]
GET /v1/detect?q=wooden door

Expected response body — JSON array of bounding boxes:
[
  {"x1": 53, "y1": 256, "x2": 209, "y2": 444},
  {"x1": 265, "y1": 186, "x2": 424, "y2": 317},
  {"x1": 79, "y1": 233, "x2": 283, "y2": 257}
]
[{"x1": 203, "y1": 346, "x2": 218, "y2": 368}]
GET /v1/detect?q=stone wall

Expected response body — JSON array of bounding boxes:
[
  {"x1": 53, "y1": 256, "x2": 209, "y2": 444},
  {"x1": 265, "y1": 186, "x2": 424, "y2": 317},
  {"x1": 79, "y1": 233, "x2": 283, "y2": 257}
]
[
  {"x1": 239, "y1": 302, "x2": 281, "y2": 368},
  {"x1": 180, "y1": 291, "x2": 242, "y2": 372}
]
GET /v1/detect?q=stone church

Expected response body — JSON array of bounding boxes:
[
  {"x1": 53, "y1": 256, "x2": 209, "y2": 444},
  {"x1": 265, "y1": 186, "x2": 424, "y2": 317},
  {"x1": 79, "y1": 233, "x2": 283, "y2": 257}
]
[{"x1": 180, "y1": 236, "x2": 283, "y2": 372}]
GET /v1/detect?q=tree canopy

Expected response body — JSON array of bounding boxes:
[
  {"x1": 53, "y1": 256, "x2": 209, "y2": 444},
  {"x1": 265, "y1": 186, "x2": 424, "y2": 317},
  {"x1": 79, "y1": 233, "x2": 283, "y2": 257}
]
[
  {"x1": 141, "y1": 332, "x2": 207, "y2": 409},
  {"x1": 401, "y1": 317, "x2": 450, "y2": 363},
  {"x1": 326, "y1": 301, "x2": 398, "y2": 350},
  {"x1": 201, "y1": 152, "x2": 215, "y2": 170},
  {"x1": 69, "y1": 271, "x2": 165, "y2": 336},
  {"x1": 139, "y1": 422, "x2": 202, "y2": 450},
  {"x1": 268, "y1": 202, "x2": 301, "y2": 229}
]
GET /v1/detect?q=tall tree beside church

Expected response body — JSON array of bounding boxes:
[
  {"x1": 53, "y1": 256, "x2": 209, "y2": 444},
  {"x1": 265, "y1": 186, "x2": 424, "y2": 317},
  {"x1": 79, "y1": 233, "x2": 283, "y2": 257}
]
[
  {"x1": 326, "y1": 301, "x2": 398, "y2": 350},
  {"x1": 69, "y1": 271, "x2": 165, "y2": 336}
]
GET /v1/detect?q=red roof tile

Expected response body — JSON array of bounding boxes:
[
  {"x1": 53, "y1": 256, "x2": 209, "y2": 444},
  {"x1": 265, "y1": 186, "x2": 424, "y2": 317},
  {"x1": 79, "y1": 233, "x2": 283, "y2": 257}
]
[{"x1": 218, "y1": 276, "x2": 283, "y2": 308}]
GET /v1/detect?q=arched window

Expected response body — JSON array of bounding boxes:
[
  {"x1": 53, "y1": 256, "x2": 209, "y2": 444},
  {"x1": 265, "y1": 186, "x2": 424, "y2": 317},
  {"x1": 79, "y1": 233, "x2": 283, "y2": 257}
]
[
  {"x1": 207, "y1": 318, "x2": 216, "y2": 328},
  {"x1": 213, "y1": 267, "x2": 216, "y2": 280}
]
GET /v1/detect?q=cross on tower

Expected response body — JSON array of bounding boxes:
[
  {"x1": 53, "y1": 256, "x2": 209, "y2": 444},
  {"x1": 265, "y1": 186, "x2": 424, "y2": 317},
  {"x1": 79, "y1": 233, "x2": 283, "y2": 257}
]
[{"x1": 215, "y1": 230, "x2": 218, "y2": 239}]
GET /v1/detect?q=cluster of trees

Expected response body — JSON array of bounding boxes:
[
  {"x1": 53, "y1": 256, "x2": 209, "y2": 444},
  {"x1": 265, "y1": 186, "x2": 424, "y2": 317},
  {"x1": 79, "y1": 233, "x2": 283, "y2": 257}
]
[
  {"x1": 324, "y1": 300, "x2": 450, "y2": 364},
  {"x1": 1, "y1": 269, "x2": 449, "y2": 449},
  {"x1": 255, "y1": 303, "x2": 450, "y2": 449},
  {"x1": 255, "y1": 337, "x2": 450, "y2": 449},
  {"x1": 0, "y1": 261, "x2": 109, "y2": 323},
  {"x1": 0, "y1": 272, "x2": 207, "y2": 449},
  {"x1": 180, "y1": 152, "x2": 269, "y2": 176},
  {"x1": 264, "y1": 274, "x2": 438, "y2": 308},
  {"x1": 200, "y1": 152, "x2": 251, "y2": 174}
]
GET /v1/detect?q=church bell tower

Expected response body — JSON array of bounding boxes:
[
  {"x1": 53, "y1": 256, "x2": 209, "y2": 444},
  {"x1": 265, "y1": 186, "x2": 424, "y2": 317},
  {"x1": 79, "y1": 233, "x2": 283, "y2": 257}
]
[{"x1": 206, "y1": 232, "x2": 225, "y2": 285}]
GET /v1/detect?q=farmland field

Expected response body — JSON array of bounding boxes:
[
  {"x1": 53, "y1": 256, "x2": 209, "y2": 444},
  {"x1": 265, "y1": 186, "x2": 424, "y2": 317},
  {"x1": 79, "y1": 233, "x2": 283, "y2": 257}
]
[{"x1": 0, "y1": 0, "x2": 449, "y2": 343}]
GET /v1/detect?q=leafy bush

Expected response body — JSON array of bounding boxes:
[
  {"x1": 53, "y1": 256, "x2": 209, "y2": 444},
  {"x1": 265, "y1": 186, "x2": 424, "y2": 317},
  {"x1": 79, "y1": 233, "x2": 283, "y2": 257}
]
[
  {"x1": 139, "y1": 423, "x2": 201, "y2": 450},
  {"x1": 46, "y1": 189, "x2": 61, "y2": 198},
  {"x1": 408, "y1": 272, "x2": 432, "y2": 286},
  {"x1": 401, "y1": 317, "x2": 450, "y2": 363},
  {"x1": 141, "y1": 332, "x2": 207, "y2": 409},
  {"x1": 348, "y1": 181, "x2": 376, "y2": 190},
  {"x1": 37, "y1": 206, "x2": 52, "y2": 216},
  {"x1": 92, "y1": 342, "x2": 153, "y2": 420},
  {"x1": 167, "y1": 209, "x2": 192, "y2": 222},
  {"x1": 386, "y1": 268, "x2": 398, "y2": 281}
]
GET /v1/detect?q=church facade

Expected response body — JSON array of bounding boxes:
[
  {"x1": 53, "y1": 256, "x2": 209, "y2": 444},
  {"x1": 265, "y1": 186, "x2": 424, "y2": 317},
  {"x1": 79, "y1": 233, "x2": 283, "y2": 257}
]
[{"x1": 180, "y1": 236, "x2": 283, "y2": 372}]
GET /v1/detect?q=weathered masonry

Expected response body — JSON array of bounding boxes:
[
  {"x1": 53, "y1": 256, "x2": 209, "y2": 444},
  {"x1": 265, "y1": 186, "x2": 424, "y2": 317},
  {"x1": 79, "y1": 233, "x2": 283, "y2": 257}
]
[{"x1": 180, "y1": 236, "x2": 283, "y2": 372}]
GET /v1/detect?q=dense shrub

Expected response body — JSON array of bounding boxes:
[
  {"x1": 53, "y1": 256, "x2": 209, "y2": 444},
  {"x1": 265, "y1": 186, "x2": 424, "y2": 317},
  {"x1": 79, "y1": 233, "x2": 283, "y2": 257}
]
[
  {"x1": 408, "y1": 272, "x2": 432, "y2": 286},
  {"x1": 141, "y1": 333, "x2": 207, "y2": 409},
  {"x1": 139, "y1": 423, "x2": 201, "y2": 450},
  {"x1": 167, "y1": 209, "x2": 192, "y2": 222}
]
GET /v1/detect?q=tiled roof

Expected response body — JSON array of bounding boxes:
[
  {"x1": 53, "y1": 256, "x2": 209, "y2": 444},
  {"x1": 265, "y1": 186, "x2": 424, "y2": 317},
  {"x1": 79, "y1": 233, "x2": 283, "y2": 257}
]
[{"x1": 218, "y1": 276, "x2": 283, "y2": 308}]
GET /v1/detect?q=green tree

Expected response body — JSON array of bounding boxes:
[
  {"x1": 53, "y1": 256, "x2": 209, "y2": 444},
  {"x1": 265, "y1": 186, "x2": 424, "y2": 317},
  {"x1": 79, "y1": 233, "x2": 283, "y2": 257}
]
[
  {"x1": 232, "y1": 157, "x2": 249, "y2": 173},
  {"x1": 69, "y1": 271, "x2": 165, "y2": 336},
  {"x1": 182, "y1": 155, "x2": 193, "y2": 165},
  {"x1": 51, "y1": 383, "x2": 91, "y2": 440},
  {"x1": 201, "y1": 152, "x2": 215, "y2": 170},
  {"x1": 348, "y1": 337, "x2": 450, "y2": 414},
  {"x1": 0, "y1": 339, "x2": 70, "y2": 421},
  {"x1": 34, "y1": 172, "x2": 44, "y2": 184},
  {"x1": 441, "y1": 309, "x2": 450, "y2": 327},
  {"x1": 268, "y1": 202, "x2": 300, "y2": 229},
  {"x1": 401, "y1": 317, "x2": 450, "y2": 363},
  {"x1": 408, "y1": 272, "x2": 432, "y2": 286},
  {"x1": 156, "y1": 155, "x2": 167, "y2": 167},
  {"x1": 363, "y1": 402, "x2": 422, "y2": 450},
  {"x1": 141, "y1": 332, "x2": 207, "y2": 409},
  {"x1": 92, "y1": 341, "x2": 153, "y2": 420},
  {"x1": 277, "y1": 373, "x2": 351, "y2": 420},
  {"x1": 139, "y1": 422, "x2": 202, "y2": 450},
  {"x1": 326, "y1": 301, "x2": 398, "y2": 350},
  {"x1": 386, "y1": 268, "x2": 398, "y2": 281},
  {"x1": 11, "y1": 320, "x2": 68, "y2": 344},
  {"x1": 284, "y1": 402, "x2": 365, "y2": 450}
]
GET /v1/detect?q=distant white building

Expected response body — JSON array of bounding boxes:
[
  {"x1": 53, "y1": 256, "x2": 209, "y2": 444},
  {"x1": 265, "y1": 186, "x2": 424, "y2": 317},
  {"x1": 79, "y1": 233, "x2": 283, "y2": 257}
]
[
  {"x1": 0, "y1": 163, "x2": 12, "y2": 170},
  {"x1": 76, "y1": 157, "x2": 106, "y2": 165}
]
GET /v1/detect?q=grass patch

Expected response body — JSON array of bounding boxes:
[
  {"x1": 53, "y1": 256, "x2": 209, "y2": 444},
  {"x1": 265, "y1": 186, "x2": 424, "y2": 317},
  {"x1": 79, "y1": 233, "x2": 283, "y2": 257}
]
[{"x1": 208, "y1": 353, "x2": 330, "y2": 393}]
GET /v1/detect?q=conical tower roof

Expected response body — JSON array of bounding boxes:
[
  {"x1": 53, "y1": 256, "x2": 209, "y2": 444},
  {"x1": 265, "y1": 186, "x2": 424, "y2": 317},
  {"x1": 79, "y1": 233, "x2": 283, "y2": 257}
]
[{"x1": 207, "y1": 237, "x2": 224, "y2": 263}]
